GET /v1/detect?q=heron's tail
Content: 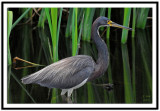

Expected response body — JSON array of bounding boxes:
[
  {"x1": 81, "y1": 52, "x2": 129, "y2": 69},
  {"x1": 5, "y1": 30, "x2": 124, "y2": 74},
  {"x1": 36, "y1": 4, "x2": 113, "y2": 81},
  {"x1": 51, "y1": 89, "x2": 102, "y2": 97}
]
[{"x1": 21, "y1": 74, "x2": 35, "y2": 84}]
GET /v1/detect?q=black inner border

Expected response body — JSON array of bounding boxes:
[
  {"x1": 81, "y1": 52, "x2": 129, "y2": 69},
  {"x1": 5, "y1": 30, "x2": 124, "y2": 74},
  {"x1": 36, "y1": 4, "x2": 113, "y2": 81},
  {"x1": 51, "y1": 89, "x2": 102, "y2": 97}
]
[{"x1": 1, "y1": 1, "x2": 159, "y2": 110}]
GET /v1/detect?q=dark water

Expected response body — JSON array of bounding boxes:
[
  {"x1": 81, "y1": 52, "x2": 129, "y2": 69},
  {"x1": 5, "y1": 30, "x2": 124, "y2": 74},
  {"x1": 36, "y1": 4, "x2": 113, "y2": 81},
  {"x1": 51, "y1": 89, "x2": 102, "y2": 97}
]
[{"x1": 8, "y1": 24, "x2": 152, "y2": 103}]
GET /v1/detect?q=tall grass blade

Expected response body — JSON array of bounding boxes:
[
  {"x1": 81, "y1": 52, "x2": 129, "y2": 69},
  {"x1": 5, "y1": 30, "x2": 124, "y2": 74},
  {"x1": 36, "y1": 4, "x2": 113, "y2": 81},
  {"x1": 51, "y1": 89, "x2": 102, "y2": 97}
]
[
  {"x1": 72, "y1": 8, "x2": 78, "y2": 56},
  {"x1": 99, "y1": 8, "x2": 106, "y2": 31},
  {"x1": 65, "y1": 8, "x2": 73, "y2": 37},
  {"x1": 132, "y1": 8, "x2": 136, "y2": 37},
  {"x1": 38, "y1": 29, "x2": 52, "y2": 64},
  {"x1": 51, "y1": 8, "x2": 58, "y2": 61},
  {"x1": 20, "y1": 8, "x2": 32, "y2": 19},
  {"x1": 121, "y1": 8, "x2": 131, "y2": 44},
  {"x1": 76, "y1": 13, "x2": 84, "y2": 55},
  {"x1": 100, "y1": 8, "x2": 106, "y2": 16},
  {"x1": 56, "y1": 8, "x2": 63, "y2": 49},
  {"x1": 107, "y1": 8, "x2": 111, "y2": 39},
  {"x1": 82, "y1": 8, "x2": 95, "y2": 41},
  {"x1": 38, "y1": 8, "x2": 46, "y2": 29},
  {"x1": 47, "y1": 8, "x2": 59, "y2": 103},
  {"x1": 12, "y1": 8, "x2": 31, "y2": 30},
  {"x1": 7, "y1": 11, "x2": 13, "y2": 65},
  {"x1": 45, "y1": 8, "x2": 53, "y2": 37},
  {"x1": 136, "y1": 8, "x2": 150, "y2": 29}
]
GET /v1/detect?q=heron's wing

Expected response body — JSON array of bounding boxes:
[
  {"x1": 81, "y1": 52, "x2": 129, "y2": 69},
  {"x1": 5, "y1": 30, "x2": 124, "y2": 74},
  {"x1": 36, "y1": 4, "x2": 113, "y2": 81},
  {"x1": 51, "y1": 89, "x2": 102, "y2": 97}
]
[{"x1": 21, "y1": 55, "x2": 95, "y2": 89}]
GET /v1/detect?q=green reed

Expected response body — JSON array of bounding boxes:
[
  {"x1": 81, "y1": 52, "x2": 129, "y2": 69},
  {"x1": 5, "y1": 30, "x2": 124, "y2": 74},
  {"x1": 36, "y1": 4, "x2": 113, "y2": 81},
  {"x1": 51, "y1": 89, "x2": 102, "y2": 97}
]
[
  {"x1": 82, "y1": 8, "x2": 95, "y2": 41},
  {"x1": 76, "y1": 13, "x2": 84, "y2": 55},
  {"x1": 107, "y1": 8, "x2": 111, "y2": 39},
  {"x1": 38, "y1": 29, "x2": 53, "y2": 64},
  {"x1": 136, "y1": 8, "x2": 150, "y2": 29},
  {"x1": 7, "y1": 11, "x2": 13, "y2": 65},
  {"x1": 45, "y1": 8, "x2": 60, "y2": 103},
  {"x1": 99, "y1": 8, "x2": 106, "y2": 31},
  {"x1": 132, "y1": 8, "x2": 136, "y2": 38},
  {"x1": 20, "y1": 8, "x2": 32, "y2": 18},
  {"x1": 72, "y1": 8, "x2": 78, "y2": 56},
  {"x1": 121, "y1": 8, "x2": 131, "y2": 44},
  {"x1": 51, "y1": 8, "x2": 58, "y2": 61},
  {"x1": 7, "y1": 11, "x2": 13, "y2": 102},
  {"x1": 7, "y1": 8, "x2": 30, "y2": 65},
  {"x1": 12, "y1": 8, "x2": 31, "y2": 30},
  {"x1": 38, "y1": 8, "x2": 46, "y2": 29},
  {"x1": 56, "y1": 8, "x2": 63, "y2": 48},
  {"x1": 8, "y1": 8, "x2": 31, "y2": 65},
  {"x1": 65, "y1": 9, "x2": 73, "y2": 37}
]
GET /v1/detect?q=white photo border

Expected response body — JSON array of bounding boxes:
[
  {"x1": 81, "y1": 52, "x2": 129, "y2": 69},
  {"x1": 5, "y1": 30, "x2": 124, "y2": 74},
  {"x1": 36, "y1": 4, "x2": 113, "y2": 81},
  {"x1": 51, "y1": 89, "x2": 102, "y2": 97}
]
[{"x1": 1, "y1": 1, "x2": 158, "y2": 110}]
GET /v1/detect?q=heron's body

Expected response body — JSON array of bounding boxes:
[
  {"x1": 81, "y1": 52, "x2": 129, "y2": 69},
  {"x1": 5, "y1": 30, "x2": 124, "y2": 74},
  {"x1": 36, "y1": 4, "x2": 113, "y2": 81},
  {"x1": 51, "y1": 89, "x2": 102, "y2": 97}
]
[{"x1": 21, "y1": 16, "x2": 131, "y2": 97}]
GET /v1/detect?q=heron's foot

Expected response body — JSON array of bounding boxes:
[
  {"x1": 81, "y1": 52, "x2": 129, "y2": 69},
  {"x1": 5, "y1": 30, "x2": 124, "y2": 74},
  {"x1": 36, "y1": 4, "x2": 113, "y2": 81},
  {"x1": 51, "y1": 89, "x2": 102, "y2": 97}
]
[{"x1": 103, "y1": 83, "x2": 114, "y2": 91}]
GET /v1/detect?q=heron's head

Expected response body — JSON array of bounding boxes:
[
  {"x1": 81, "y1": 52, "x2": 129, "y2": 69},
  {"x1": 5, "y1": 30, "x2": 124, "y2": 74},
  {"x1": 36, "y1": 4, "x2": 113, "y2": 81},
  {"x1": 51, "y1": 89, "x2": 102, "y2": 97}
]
[{"x1": 97, "y1": 16, "x2": 132, "y2": 30}]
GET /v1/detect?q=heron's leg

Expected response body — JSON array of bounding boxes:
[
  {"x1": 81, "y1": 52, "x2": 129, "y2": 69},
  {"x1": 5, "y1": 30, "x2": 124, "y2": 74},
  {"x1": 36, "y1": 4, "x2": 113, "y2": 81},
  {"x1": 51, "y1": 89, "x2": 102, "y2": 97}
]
[
  {"x1": 61, "y1": 89, "x2": 68, "y2": 95},
  {"x1": 67, "y1": 89, "x2": 73, "y2": 97}
]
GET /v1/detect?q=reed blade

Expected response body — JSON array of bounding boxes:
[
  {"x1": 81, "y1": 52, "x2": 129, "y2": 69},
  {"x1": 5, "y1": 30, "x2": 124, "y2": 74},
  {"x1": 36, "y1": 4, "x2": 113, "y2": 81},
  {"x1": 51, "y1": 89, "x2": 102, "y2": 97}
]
[
  {"x1": 132, "y1": 8, "x2": 136, "y2": 37},
  {"x1": 76, "y1": 13, "x2": 84, "y2": 55},
  {"x1": 38, "y1": 8, "x2": 46, "y2": 29},
  {"x1": 121, "y1": 8, "x2": 131, "y2": 44},
  {"x1": 107, "y1": 8, "x2": 111, "y2": 39},
  {"x1": 72, "y1": 8, "x2": 78, "y2": 56},
  {"x1": 82, "y1": 8, "x2": 95, "y2": 42},
  {"x1": 65, "y1": 8, "x2": 73, "y2": 37},
  {"x1": 136, "y1": 8, "x2": 150, "y2": 29},
  {"x1": 7, "y1": 11, "x2": 13, "y2": 65},
  {"x1": 12, "y1": 8, "x2": 31, "y2": 30}
]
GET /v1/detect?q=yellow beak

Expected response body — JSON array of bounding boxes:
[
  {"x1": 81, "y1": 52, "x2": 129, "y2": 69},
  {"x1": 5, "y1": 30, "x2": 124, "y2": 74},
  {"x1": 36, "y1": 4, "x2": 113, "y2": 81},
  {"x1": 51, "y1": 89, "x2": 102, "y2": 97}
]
[{"x1": 108, "y1": 21, "x2": 132, "y2": 31}]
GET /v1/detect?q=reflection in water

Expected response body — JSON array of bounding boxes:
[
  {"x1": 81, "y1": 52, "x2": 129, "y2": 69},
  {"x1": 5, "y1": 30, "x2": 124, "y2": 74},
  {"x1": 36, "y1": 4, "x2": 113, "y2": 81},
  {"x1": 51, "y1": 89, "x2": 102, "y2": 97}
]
[
  {"x1": 8, "y1": 25, "x2": 152, "y2": 103},
  {"x1": 7, "y1": 65, "x2": 11, "y2": 103},
  {"x1": 61, "y1": 95, "x2": 73, "y2": 103},
  {"x1": 121, "y1": 44, "x2": 134, "y2": 103},
  {"x1": 131, "y1": 38, "x2": 136, "y2": 102},
  {"x1": 136, "y1": 29, "x2": 152, "y2": 103}
]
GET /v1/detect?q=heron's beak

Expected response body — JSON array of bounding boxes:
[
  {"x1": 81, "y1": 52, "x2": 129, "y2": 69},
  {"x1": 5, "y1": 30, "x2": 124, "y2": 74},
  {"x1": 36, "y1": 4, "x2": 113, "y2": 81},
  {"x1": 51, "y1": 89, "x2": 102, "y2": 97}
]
[{"x1": 108, "y1": 21, "x2": 132, "y2": 31}]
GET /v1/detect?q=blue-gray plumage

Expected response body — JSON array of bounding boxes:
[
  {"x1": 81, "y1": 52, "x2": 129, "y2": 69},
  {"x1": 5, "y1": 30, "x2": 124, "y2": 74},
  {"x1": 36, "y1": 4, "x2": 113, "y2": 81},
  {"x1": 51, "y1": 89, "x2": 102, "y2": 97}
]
[
  {"x1": 22, "y1": 55, "x2": 95, "y2": 89},
  {"x1": 21, "y1": 16, "x2": 132, "y2": 97}
]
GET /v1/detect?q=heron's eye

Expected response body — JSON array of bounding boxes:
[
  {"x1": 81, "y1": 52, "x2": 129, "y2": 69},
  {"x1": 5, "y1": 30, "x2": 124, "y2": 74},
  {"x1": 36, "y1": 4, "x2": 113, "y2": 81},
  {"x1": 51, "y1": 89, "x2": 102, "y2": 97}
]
[{"x1": 107, "y1": 20, "x2": 112, "y2": 25}]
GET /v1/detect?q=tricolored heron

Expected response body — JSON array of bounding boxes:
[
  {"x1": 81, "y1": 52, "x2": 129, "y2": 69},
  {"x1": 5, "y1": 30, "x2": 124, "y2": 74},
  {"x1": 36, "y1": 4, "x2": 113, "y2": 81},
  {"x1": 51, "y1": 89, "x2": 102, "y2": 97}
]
[{"x1": 21, "y1": 16, "x2": 132, "y2": 97}]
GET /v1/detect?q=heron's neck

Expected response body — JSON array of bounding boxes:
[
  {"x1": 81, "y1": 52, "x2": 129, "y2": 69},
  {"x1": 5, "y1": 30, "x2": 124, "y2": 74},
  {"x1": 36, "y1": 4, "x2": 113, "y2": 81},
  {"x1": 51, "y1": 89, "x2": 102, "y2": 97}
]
[{"x1": 89, "y1": 23, "x2": 109, "y2": 81}]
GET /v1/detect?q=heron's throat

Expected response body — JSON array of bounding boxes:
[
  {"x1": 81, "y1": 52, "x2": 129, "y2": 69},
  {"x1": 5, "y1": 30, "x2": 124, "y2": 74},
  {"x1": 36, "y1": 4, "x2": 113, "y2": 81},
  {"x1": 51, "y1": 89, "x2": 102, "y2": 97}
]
[{"x1": 89, "y1": 23, "x2": 109, "y2": 81}]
